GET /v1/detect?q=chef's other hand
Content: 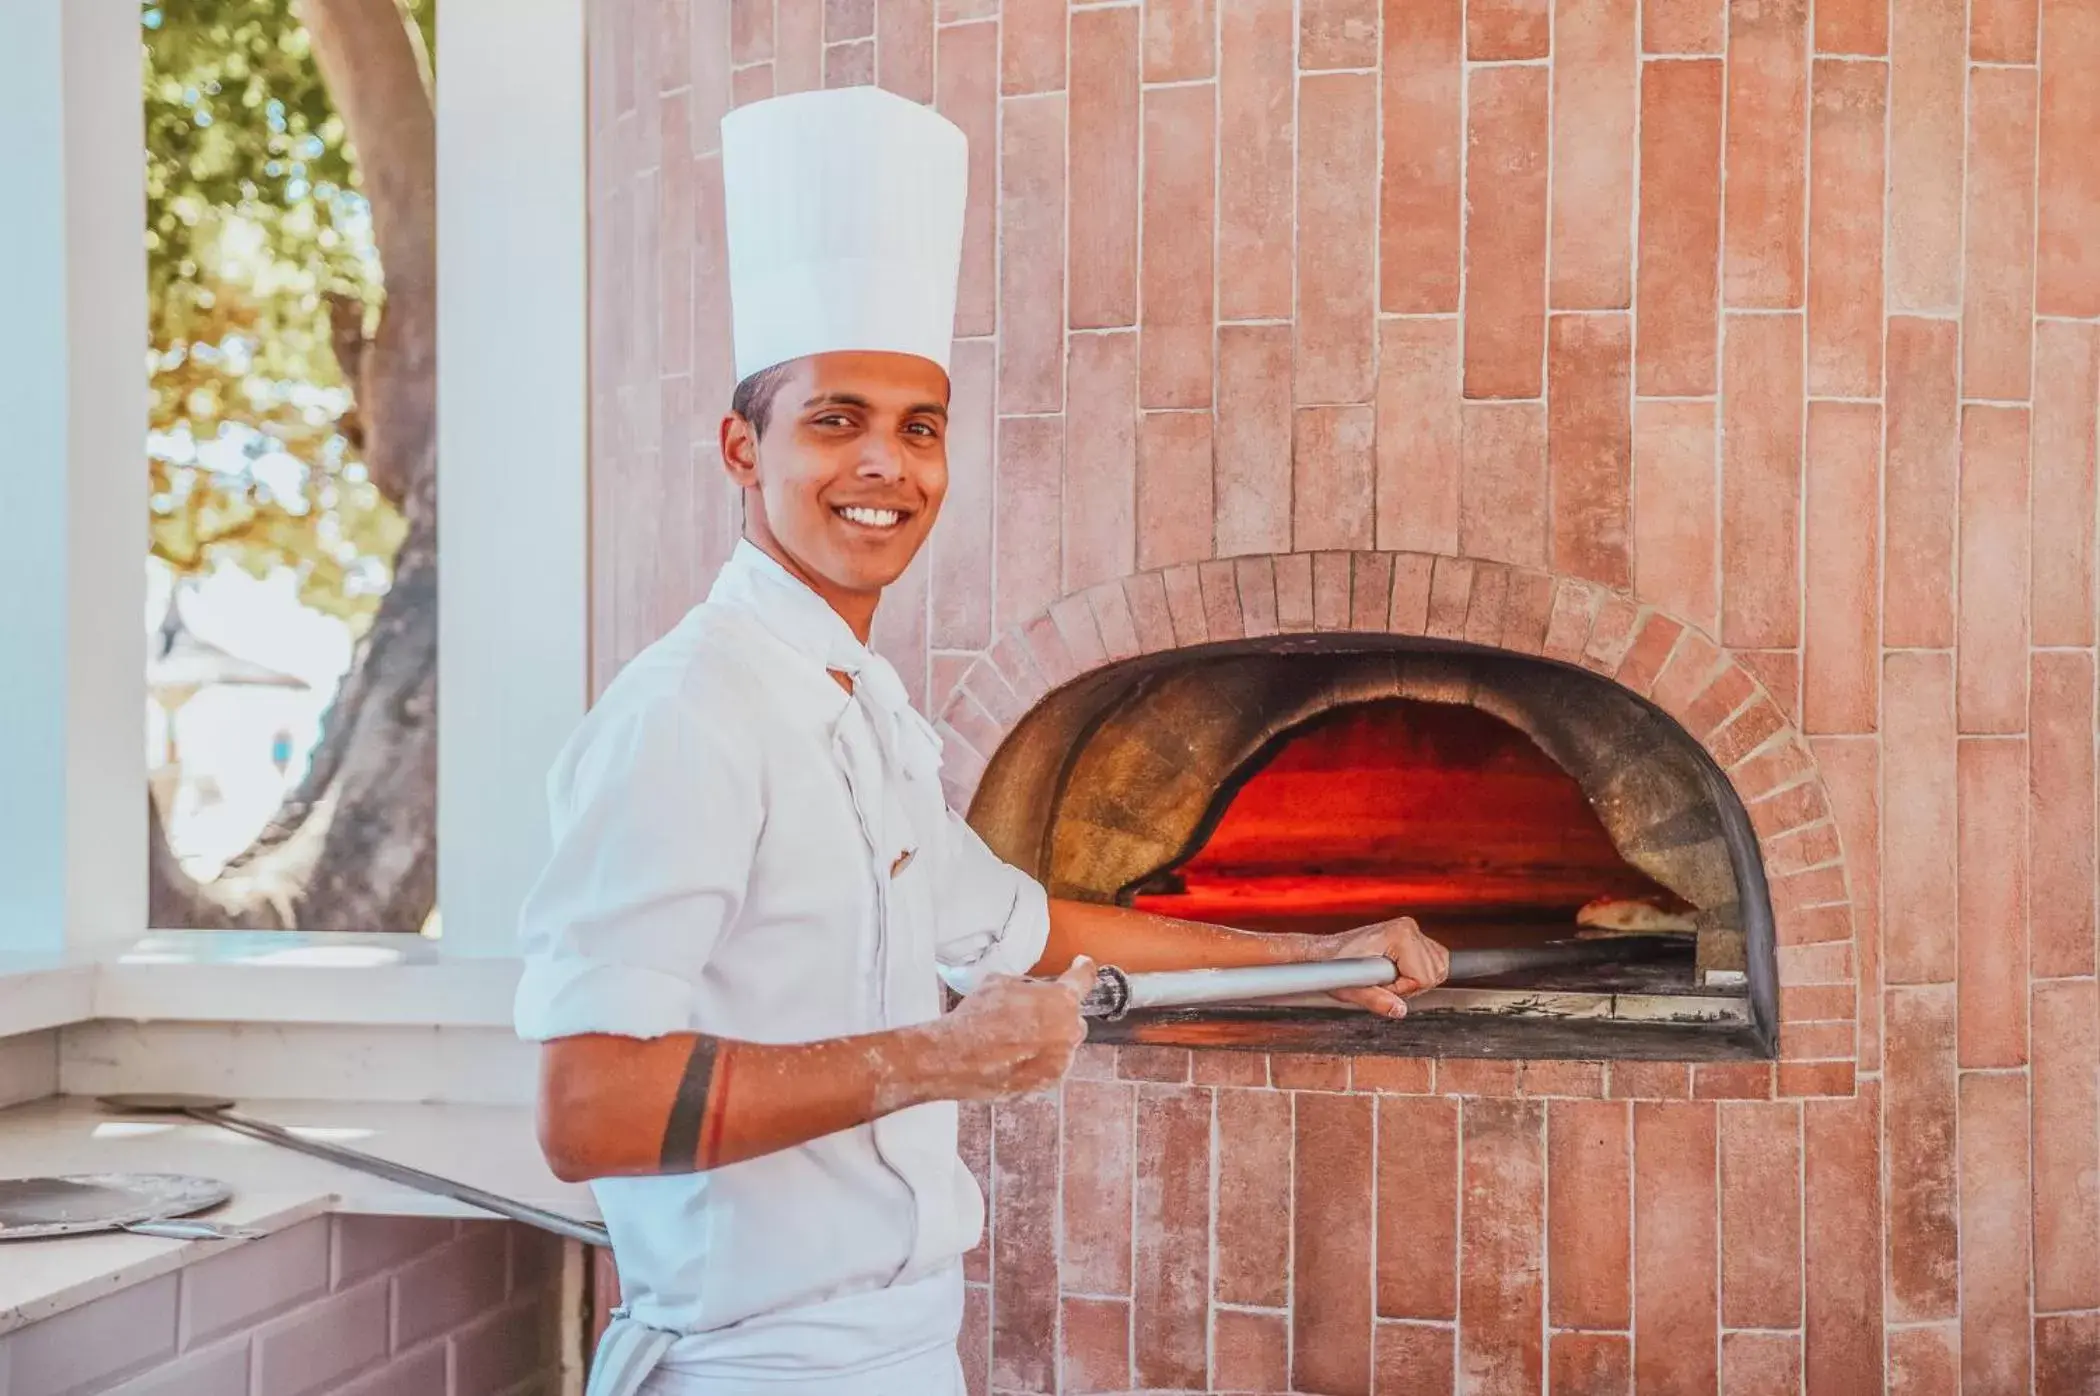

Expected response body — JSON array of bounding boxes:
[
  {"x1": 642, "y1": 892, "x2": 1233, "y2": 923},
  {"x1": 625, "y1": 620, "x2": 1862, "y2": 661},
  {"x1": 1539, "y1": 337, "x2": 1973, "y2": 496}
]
[
  {"x1": 1321, "y1": 916, "x2": 1449, "y2": 1019},
  {"x1": 932, "y1": 957, "x2": 1098, "y2": 1101}
]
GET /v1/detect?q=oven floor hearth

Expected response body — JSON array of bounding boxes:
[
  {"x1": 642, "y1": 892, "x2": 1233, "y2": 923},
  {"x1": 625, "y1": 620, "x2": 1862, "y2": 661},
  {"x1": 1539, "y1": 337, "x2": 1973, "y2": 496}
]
[{"x1": 1084, "y1": 1007, "x2": 1766, "y2": 1061}]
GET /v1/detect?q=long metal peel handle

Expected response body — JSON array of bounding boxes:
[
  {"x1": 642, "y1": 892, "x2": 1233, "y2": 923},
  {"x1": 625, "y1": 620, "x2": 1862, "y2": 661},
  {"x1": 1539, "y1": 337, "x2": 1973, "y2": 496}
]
[{"x1": 1078, "y1": 957, "x2": 1397, "y2": 1020}]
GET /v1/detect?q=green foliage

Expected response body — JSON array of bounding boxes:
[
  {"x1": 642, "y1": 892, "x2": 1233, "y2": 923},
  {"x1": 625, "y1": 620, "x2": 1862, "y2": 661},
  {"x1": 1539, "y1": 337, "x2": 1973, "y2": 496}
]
[{"x1": 143, "y1": 0, "x2": 433, "y2": 625}]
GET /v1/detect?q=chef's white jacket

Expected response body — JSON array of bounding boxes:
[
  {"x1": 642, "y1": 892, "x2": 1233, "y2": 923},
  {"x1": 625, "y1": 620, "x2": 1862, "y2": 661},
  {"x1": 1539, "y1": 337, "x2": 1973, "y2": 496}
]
[{"x1": 514, "y1": 540, "x2": 1051, "y2": 1382}]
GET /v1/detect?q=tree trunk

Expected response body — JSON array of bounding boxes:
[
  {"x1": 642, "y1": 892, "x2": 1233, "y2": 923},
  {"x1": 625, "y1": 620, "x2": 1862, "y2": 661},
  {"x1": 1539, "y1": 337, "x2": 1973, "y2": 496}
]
[{"x1": 149, "y1": 0, "x2": 440, "y2": 932}]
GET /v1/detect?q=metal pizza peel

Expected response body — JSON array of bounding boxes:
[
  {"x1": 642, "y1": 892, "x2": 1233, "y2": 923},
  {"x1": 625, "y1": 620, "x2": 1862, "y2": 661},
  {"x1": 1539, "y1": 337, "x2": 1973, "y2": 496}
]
[{"x1": 0, "y1": 1172, "x2": 262, "y2": 1242}]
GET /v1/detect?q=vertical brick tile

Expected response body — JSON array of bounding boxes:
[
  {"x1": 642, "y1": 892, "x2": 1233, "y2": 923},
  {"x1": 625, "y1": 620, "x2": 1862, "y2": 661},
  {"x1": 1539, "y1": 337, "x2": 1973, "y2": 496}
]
[
  {"x1": 1141, "y1": 83, "x2": 1217, "y2": 407},
  {"x1": 1134, "y1": 1085, "x2": 1211, "y2": 1389},
  {"x1": 1297, "y1": 72, "x2": 1379, "y2": 405},
  {"x1": 1547, "y1": 1099, "x2": 1631, "y2": 1330},
  {"x1": 991, "y1": 1092, "x2": 1060, "y2": 1392},
  {"x1": 2033, "y1": 978, "x2": 2100, "y2": 1312},
  {"x1": 1378, "y1": 1096, "x2": 1459, "y2": 1320},
  {"x1": 1463, "y1": 65, "x2": 1551, "y2": 399},
  {"x1": 1721, "y1": 1333, "x2": 1801, "y2": 1394},
  {"x1": 1214, "y1": 1309, "x2": 1290, "y2": 1392},
  {"x1": 1063, "y1": 332, "x2": 1138, "y2": 593},
  {"x1": 937, "y1": 20, "x2": 997, "y2": 336},
  {"x1": 1062, "y1": 1077, "x2": 1134, "y2": 1297},
  {"x1": 1302, "y1": 0, "x2": 1378, "y2": 68},
  {"x1": 824, "y1": 38, "x2": 874, "y2": 86},
  {"x1": 1884, "y1": 316, "x2": 1960, "y2": 646},
  {"x1": 1143, "y1": 0, "x2": 1215, "y2": 82},
  {"x1": 1958, "y1": 737, "x2": 2030, "y2": 1068},
  {"x1": 2033, "y1": 321, "x2": 2100, "y2": 645},
  {"x1": 1217, "y1": 1088, "x2": 1293, "y2": 1309},
  {"x1": 826, "y1": 0, "x2": 873, "y2": 41},
  {"x1": 1888, "y1": 1324, "x2": 1960, "y2": 1396},
  {"x1": 960, "y1": 1282, "x2": 989, "y2": 1396},
  {"x1": 730, "y1": 60, "x2": 776, "y2": 106},
  {"x1": 2038, "y1": 0, "x2": 2100, "y2": 316},
  {"x1": 1294, "y1": 1092, "x2": 1375, "y2": 1395},
  {"x1": 1883, "y1": 652, "x2": 1958, "y2": 984},
  {"x1": 1219, "y1": 0, "x2": 1294, "y2": 320},
  {"x1": 1216, "y1": 325, "x2": 1295, "y2": 556},
  {"x1": 1886, "y1": 984, "x2": 1960, "y2": 1320},
  {"x1": 1889, "y1": 0, "x2": 1965, "y2": 311},
  {"x1": 1959, "y1": 1070, "x2": 2033, "y2": 1396},
  {"x1": 1549, "y1": 1331, "x2": 1632, "y2": 1394},
  {"x1": 1137, "y1": 412, "x2": 1214, "y2": 571},
  {"x1": 2031, "y1": 651, "x2": 2096, "y2": 978},
  {"x1": 731, "y1": 0, "x2": 774, "y2": 62},
  {"x1": 1275, "y1": 552, "x2": 1316, "y2": 630},
  {"x1": 1061, "y1": 1298, "x2": 1131, "y2": 1395},
  {"x1": 1295, "y1": 405, "x2": 1376, "y2": 550},
  {"x1": 933, "y1": 339, "x2": 995, "y2": 649},
  {"x1": 1637, "y1": 59, "x2": 1724, "y2": 393},
  {"x1": 1376, "y1": 1323, "x2": 1457, "y2": 1395},
  {"x1": 1314, "y1": 550, "x2": 1354, "y2": 629},
  {"x1": 998, "y1": 93, "x2": 1065, "y2": 414},
  {"x1": 1426, "y1": 555, "x2": 1477, "y2": 638},
  {"x1": 1458, "y1": 1099, "x2": 1547, "y2": 1396},
  {"x1": 1723, "y1": 0, "x2": 1808, "y2": 309},
  {"x1": 1644, "y1": 0, "x2": 1723, "y2": 53},
  {"x1": 2037, "y1": 1313, "x2": 2100, "y2": 1396},
  {"x1": 1376, "y1": 318, "x2": 1462, "y2": 553},
  {"x1": 1471, "y1": 0, "x2": 1552, "y2": 58},
  {"x1": 775, "y1": 0, "x2": 825, "y2": 92},
  {"x1": 1718, "y1": 1101, "x2": 1803, "y2": 1328},
  {"x1": 1460, "y1": 402, "x2": 1549, "y2": 568},
  {"x1": 1720, "y1": 312, "x2": 1804, "y2": 647},
  {"x1": 1803, "y1": 401, "x2": 1880, "y2": 733},
  {"x1": 1817, "y1": 0, "x2": 1886, "y2": 52},
  {"x1": 1632, "y1": 399, "x2": 1719, "y2": 631},
  {"x1": 1963, "y1": 67, "x2": 2039, "y2": 401},
  {"x1": 1957, "y1": 406, "x2": 2032, "y2": 733},
  {"x1": 1551, "y1": 0, "x2": 1638, "y2": 310},
  {"x1": 1632, "y1": 1102, "x2": 1719, "y2": 1393},
  {"x1": 1381, "y1": 0, "x2": 1464, "y2": 313},
  {"x1": 1357, "y1": 550, "x2": 1400, "y2": 631},
  {"x1": 875, "y1": 0, "x2": 933, "y2": 101},
  {"x1": 1000, "y1": 0, "x2": 1063, "y2": 93},
  {"x1": 1973, "y1": 0, "x2": 2038, "y2": 63},
  {"x1": 1811, "y1": 736, "x2": 1882, "y2": 1070},
  {"x1": 1808, "y1": 58, "x2": 1887, "y2": 396},
  {"x1": 1237, "y1": 555, "x2": 1281, "y2": 635},
  {"x1": 1068, "y1": 6, "x2": 1138, "y2": 331},
  {"x1": 996, "y1": 416, "x2": 1063, "y2": 628},
  {"x1": 1548, "y1": 313, "x2": 1633, "y2": 587},
  {"x1": 1804, "y1": 1081, "x2": 1885, "y2": 1393}
]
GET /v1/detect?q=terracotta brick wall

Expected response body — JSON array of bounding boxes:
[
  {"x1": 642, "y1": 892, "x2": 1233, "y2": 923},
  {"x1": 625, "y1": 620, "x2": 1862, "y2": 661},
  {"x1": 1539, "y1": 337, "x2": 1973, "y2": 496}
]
[
  {"x1": 587, "y1": 0, "x2": 2100, "y2": 1391},
  {"x1": 0, "y1": 1217, "x2": 564, "y2": 1396}
]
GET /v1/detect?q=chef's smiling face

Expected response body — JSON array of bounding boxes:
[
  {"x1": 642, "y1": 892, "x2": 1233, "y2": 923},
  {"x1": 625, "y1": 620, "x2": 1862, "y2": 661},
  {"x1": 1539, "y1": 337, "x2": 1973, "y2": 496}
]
[{"x1": 721, "y1": 350, "x2": 950, "y2": 636}]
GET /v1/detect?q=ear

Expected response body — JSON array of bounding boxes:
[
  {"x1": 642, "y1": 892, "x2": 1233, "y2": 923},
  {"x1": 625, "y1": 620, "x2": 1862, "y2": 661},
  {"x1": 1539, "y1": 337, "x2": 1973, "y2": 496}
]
[{"x1": 720, "y1": 412, "x2": 760, "y2": 485}]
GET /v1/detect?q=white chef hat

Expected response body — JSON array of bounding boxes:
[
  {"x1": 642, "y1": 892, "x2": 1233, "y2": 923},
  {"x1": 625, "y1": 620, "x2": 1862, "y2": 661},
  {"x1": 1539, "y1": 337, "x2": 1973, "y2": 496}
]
[{"x1": 719, "y1": 87, "x2": 969, "y2": 383}]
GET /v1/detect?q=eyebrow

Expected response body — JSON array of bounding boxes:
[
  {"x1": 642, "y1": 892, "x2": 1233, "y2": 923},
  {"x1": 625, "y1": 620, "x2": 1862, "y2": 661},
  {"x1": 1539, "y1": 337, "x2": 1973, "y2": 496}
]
[{"x1": 802, "y1": 392, "x2": 948, "y2": 420}]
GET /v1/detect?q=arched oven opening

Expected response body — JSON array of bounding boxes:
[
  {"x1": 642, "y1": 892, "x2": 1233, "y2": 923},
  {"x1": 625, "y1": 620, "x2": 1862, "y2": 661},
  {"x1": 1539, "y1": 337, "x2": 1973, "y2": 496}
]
[{"x1": 968, "y1": 637, "x2": 1777, "y2": 1060}]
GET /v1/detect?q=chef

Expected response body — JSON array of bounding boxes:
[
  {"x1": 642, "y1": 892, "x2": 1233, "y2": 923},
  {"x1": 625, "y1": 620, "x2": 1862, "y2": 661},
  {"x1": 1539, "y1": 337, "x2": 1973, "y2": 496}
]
[{"x1": 513, "y1": 85, "x2": 1449, "y2": 1395}]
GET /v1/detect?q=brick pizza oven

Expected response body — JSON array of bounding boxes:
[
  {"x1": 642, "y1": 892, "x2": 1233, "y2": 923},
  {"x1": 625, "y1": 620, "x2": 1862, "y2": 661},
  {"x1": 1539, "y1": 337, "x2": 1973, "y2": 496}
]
[{"x1": 586, "y1": 0, "x2": 2100, "y2": 1392}]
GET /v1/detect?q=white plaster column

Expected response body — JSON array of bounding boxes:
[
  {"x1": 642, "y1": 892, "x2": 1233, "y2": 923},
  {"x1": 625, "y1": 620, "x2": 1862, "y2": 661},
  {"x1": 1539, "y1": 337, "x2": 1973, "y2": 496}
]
[
  {"x1": 0, "y1": 1, "x2": 150, "y2": 957},
  {"x1": 434, "y1": 0, "x2": 590, "y2": 957}
]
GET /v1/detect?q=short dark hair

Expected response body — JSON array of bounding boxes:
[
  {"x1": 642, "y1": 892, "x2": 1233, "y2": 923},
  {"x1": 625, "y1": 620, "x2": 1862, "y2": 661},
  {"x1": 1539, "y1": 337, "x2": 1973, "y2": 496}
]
[{"x1": 731, "y1": 362, "x2": 794, "y2": 439}]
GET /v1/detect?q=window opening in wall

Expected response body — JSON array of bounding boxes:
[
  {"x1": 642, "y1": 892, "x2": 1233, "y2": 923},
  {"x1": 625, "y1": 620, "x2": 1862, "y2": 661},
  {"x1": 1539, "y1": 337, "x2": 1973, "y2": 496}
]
[{"x1": 143, "y1": 0, "x2": 438, "y2": 933}]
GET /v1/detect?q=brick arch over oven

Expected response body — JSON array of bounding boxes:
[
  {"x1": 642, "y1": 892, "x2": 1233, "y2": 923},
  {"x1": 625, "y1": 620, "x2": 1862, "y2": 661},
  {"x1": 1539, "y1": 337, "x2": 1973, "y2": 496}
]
[{"x1": 932, "y1": 550, "x2": 1861, "y2": 1062}]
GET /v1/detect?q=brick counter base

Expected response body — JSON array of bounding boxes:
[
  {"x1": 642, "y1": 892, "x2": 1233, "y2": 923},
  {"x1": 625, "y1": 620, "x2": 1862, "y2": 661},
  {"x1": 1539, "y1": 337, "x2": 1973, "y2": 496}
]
[{"x1": 0, "y1": 1216, "x2": 563, "y2": 1396}]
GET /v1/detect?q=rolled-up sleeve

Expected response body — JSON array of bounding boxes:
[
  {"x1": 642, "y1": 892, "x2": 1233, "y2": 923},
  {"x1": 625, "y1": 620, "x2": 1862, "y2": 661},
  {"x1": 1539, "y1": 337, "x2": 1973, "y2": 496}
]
[
  {"x1": 932, "y1": 809, "x2": 1051, "y2": 993},
  {"x1": 514, "y1": 692, "x2": 760, "y2": 1042}
]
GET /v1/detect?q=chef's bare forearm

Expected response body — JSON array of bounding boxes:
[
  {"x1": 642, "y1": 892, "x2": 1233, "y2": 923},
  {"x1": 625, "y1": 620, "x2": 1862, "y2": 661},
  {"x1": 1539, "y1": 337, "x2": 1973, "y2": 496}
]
[
  {"x1": 1031, "y1": 897, "x2": 1318, "y2": 977},
  {"x1": 536, "y1": 1023, "x2": 946, "y2": 1181}
]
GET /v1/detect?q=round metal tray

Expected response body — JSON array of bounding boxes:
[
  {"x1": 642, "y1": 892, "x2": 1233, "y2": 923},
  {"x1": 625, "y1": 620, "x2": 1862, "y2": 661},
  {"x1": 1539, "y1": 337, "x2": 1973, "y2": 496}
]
[{"x1": 0, "y1": 1173, "x2": 232, "y2": 1240}]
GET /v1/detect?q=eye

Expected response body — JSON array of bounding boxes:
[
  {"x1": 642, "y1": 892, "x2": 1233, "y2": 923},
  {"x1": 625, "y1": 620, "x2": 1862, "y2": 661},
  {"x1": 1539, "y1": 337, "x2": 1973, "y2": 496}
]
[
  {"x1": 813, "y1": 412, "x2": 854, "y2": 428},
  {"x1": 903, "y1": 420, "x2": 941, "y2": 438}
]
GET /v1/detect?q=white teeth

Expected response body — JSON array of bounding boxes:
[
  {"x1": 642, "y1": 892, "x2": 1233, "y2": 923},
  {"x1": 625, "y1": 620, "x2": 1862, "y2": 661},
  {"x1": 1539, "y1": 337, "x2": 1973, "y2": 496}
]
[{"x1": 838, "y1": 506, "x2": 903, "y2": 528}]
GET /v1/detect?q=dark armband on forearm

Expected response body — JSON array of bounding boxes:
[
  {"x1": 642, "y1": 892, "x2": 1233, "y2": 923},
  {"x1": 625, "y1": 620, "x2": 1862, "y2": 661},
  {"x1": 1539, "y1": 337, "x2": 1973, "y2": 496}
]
[{"x1": 661, "y1": 1035, "x2": 727, "y2": 1169}]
